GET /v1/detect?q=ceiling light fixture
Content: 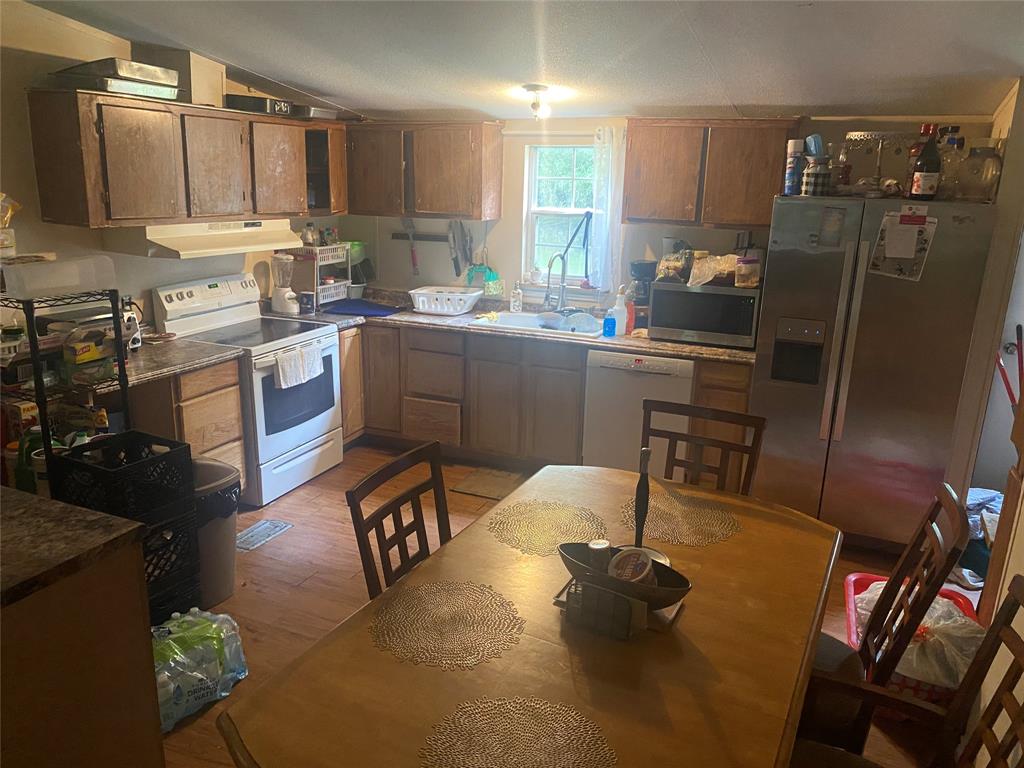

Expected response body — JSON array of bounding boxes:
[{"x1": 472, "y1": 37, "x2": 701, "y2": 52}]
[{"x1": 522, "y1": 83, "x2": 552, "y2": 120}]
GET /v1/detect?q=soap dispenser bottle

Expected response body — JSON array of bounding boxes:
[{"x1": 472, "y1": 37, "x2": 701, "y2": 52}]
[{"x1": 608, "y1": 285, "x2": 628, "y2": 337}]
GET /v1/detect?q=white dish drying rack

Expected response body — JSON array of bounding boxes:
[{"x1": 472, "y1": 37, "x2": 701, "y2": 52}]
[{"x1": 409, "y1": 287, "x2": 484, "y2": 316}]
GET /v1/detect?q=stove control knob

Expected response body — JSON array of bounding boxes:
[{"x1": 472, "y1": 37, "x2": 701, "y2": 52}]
[
  {"x1": 187, "y1": 290, "x2": 194, "y2": 298},
  {"x1": 165, "y1": 294, "x2": 174, "y2": 303},
  {"x1": 176, "y1": 291, "x2": 185, "y2": 300}
]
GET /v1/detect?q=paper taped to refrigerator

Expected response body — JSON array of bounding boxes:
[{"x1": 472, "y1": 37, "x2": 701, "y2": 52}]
[{"x1": 869, "y1": 212, "x2": 937, "y2": 282}]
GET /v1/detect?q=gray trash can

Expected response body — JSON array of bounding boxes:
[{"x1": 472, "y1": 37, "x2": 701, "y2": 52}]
[{"x1": 193, "y1": 457, "x2": 241, "y2": 608}]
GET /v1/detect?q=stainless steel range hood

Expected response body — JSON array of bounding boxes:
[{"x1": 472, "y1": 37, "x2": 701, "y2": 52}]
[{"x1": 100, "y1": 219, "x2": 301, "y2": 259}]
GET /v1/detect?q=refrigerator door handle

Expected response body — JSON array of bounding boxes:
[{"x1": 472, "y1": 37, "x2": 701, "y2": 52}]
[
  {"x1": 833, "y1": 239, "x2": 871, "y2": 442},
  {"x1": 819, "y1": 241, "x2": 858, "y2": 440}
]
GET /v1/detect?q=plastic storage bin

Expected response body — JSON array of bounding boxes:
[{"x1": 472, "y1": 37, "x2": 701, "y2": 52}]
[
  {"x1": 409, "y1": 286, "x2": 484, "y2": 316},
  {"x1": 193, "y1": 457, "x2": 241, "y2": 608}
]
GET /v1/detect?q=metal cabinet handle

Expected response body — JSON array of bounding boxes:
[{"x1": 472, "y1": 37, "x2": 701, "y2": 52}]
[
  {"x1": 832, "y1": 240, "x2": 871, "y2": 442},
  {"x1": 819, "y1": 241, "x2": 857, "y2": 440}
]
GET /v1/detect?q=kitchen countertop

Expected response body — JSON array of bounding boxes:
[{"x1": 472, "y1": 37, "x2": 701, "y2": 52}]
[
  {"x1": 91, "y1": 338, "x2": 245, "y2": 395},
  {"x1": 1, "y1": 488, "x2": 144, "y2": 607},
  {"x1": 365, "y1": 311, "x2": 756, "y2": 364}
]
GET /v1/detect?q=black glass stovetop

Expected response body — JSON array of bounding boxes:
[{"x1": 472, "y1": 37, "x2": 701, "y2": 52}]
[{"x1": 189, "y1": 318, "x2": 327, "y2": 349}]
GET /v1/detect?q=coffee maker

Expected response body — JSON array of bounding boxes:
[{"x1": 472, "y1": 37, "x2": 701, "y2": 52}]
[{"x1": 629, "y1": 259, "x2": 658, "y2": 329}]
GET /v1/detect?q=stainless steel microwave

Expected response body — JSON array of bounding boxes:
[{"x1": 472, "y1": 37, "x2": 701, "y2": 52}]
[{"x1": 648, "y1": 282, "x2": 760, "y2": 348}]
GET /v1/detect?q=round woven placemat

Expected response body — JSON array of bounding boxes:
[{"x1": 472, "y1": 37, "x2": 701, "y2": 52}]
[
  {"x1": 621, "y1": 488, "x2": 740, "y2": 547},
  {"x1": 488, "y1": 500, "x2": 607, "y2": 556},
  {"x1": 370, "y1": 580, "x2": 524, "y2": 670},
  {"x1": 420, "y1": 697, "x2": 617, "y2": 768}
]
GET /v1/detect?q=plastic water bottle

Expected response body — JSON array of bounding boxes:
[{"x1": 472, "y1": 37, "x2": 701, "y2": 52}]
[{"x1": 784, "y1": 139, "x2": 804, "y2": 196}]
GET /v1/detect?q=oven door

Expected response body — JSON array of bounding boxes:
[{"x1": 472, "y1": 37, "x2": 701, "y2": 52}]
[
  {"x1": 648, "y1": 283, "x2": 760, "y2": 348},
  {"x1": 250, "y1": 335, "x2": 342, "y2": 463}
]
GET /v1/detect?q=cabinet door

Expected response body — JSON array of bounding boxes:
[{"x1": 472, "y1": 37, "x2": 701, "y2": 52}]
[
  {"x1": 523, "y1": 365, "x2": 584, "y2": 464},
  {"x1": 328, "y1": 126, "x2": 349, "y2": 214},
  {"x1": 467, "y1": 359, "x2": 521, "y2": 456},
  {"x1": 690, "y1": 361, "x2": 752, "y2": 492},
  {"x1": 347, "y1": 127, "x2": 404, "y2": 216},
  {"x1": 182, "y1": 114, "x2": 249, "y2": 216},
  {"x1": 701, "y1": 125, "x2": 789, "y2": 226},
  {"x1": 410, "y1": 125, "x2": 478, "y2": 217},
  {"x1": 250, "y1": 122, "x2": 307, "y2": 214},
  {"x1": 97, "y1": 103, "x2": 184, "y2": 220},
  {"x1": 622, "y1": 123, "x2": 704, "y2": 223},
  {"x1": 340, "y1": 328, "x2": 364, "y2": 437},
  {"x1": 362, "y1": 326, "x2": 402, "y2": 432}
]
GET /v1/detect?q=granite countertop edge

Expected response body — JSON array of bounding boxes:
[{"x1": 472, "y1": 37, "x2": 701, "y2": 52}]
[
  {"x1": 91, "y1": 341, "x2": 246, "y2": 395},
  {"x1": 361, "y1": 312, "x2": 756, "y2": 364},
  {"x1": 1, "y1": 489, "x2": 144, "y2": 607}
]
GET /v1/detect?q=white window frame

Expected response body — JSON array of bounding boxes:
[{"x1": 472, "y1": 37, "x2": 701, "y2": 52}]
[{"x1": 522, "y1": 144, "x2": 595, "y2": 288}]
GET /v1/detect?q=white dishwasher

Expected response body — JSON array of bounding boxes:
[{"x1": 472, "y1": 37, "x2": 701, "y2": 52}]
[{"x1": 582, "y1": 350, "x2": 694, "y2": 479}]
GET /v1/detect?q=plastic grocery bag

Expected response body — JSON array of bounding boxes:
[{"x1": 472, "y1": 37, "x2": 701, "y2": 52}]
[
  {"x1": 152, "y1": 607, "x2": 248, "y2": 732},
  {"x1": 855, "y1": 581, "x2": 984, "y2": 690}
]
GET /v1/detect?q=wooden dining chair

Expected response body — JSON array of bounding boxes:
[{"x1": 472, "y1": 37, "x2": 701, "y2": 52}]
[
  {"x1": 800, "y1": 483, "x2": 970, "y2": 753},
  {"x1": 791, "y1": 573, "x2": 1024, "y2": 768},
  {"x1": 345, "y1": 441, "x2": 452, "y2": 599},
  {"x1": 640, "y1": 398, "x2": 766, "y2": 495}
]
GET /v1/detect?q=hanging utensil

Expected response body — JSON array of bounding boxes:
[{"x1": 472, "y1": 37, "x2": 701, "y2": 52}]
[
  {"x1": 400, "y1": 217, "x2": 419, "y2": 276},
  {"x1": 996, "y1": 352, "x2": 1018, "y2": 409},
  {"x1": 447, "y1": 221, "x2": 462, "y2": 277},
  {"x1": 1017, "y1": 323, "x2": 1023, "y2": 395}
]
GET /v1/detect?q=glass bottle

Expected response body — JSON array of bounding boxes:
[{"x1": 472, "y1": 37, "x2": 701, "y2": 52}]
[
  {"x1": 909, "y1": 132, "x2": 941, "y2": 200},
  {"x1": 509, "y1": 281, "x2": 523, "y2": 313},
  {"x1": 905, "y1": 123, "x2": 938, "y2": 194},
  {"x1": 300, "y1": 222, "x2": 318, "y2": 247}
]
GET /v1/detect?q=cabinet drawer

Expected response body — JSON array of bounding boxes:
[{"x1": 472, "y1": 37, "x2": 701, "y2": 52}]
[
  {"x1": 695, "y1": 360, "x2": 752, "y2": 392},
  {"x1": 403, "y1": 328, "x2": 464, "y2": 355},
  {"x1": 178, "y1": 387, "x2": 242, "y2": 454},
  {"x1": 402, "y1": 397, "x2": 462, "y2": 447},
  {"x1": 177, "y1": 361, "x2": 239, "y2": 401},
  {"x1": 522, "y1": 341, "x2": 585, "y2": 371},
  {"x1": 203, "y1": 438, "x2": 246, "y2": 492},
  {"x1": 467, "y1": 334, "x2": 521, "y2": 364},
  {"x1": 405, "y1": 349, "x2": 464, "y2": 400}
]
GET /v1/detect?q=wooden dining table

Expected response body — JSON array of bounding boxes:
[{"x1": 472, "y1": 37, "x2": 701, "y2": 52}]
[{"x1": 218, "y1": 465, "x2": 841, "y2": 768}]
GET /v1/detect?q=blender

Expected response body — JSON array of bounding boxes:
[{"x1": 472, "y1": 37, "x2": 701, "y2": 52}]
[{"x1": 270, "y1": 253, "x2": 299, "y2": 315}]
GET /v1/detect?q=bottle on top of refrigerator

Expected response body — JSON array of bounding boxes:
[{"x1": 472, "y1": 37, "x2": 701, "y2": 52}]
[
  {"x1": 834, "y1": 140, "x2": 852, "y2": 187},
  {"x1": 937, "y1": 129, "x2": 965, "y2": 200},
  {"x1": 783, "y1": 139, "x2": 804, "y2": 195},
  {"x1": 905, "y1": 124, "x2": 938, "y2": 194},
  {"x1": 607, "y1": 285, "x2": 628, "y2": 337},
  {"x1": 909, "y1": 131, "x2": 941, "y2": 200},
  {"x1": 509, "y1": 281, "x2": 523, "y2": 313}
]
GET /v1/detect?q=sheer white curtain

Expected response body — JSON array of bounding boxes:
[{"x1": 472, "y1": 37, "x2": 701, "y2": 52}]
[{"x1": 589, "y1": 125, "x2": 626, "y2": 297}]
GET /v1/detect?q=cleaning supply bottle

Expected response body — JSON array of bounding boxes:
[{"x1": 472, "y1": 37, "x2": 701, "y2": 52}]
[
  {"x1": 509, "y1": 281, "x2": 523, "y2": 313},
  {"x1": 608, "y1": 285, "x2": 628, "y2": 337},
  {"x1": 624, "y1": 282, "x2": 637, "y2": 335}
]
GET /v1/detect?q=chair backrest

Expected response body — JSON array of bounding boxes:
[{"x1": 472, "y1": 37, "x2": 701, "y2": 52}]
[
  {"x1": 858, "y1": 483, "x2": 969, "y2": 684},
  {"x1": 944, "y1": 574, "x2": 1024, "y2": 768},
  {"x1": 640, "y1": 399, "x2": 767, "y2": 495},
  {"x1": 345, "y1": 441, "x2": 451, "y2": 599}
]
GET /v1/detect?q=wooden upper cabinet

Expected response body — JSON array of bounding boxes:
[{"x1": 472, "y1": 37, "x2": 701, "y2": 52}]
[
  {"x1": 182, "y1": 114, "x2": 249, "y2": 216},
  {"x1": 701, "y1": 123, "x2": 791, "y2": 227},
  {"x1": 347, "y1": 126, "x2": 405, "y2": 216},
  {"x1": 250, "y1": 122, "x2": 307, "y2": 215},
  {"x1": 408, "y1": 123, "x2": 502, "y2": 220},
  {"x1": 97, "y1": 103, "x2": 185, "y2": 221},
  {"x1": 328, "y1": 127, "x2": 349, "y2": 214},
  {"x1": 623, "y1": 121, "x2": 704, "y2": 223}
]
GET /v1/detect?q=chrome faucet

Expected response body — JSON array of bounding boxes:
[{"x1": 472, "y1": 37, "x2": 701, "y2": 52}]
[{"x1": 543, "y1": 251, "x2": 569, "y2": 312}]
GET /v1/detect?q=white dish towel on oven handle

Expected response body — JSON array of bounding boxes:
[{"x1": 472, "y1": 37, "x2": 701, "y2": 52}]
[{"x1": 274, "y1": 344, "x2": 323, "y2": 389}]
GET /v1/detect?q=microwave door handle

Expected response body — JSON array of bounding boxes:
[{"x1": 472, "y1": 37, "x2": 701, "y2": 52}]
[
  {"x1": 831, "y1": 240, "x2": 871, "y2": 443},
  {"x1": 818, "y1": 241, "x2": 858, "y2": 440}
]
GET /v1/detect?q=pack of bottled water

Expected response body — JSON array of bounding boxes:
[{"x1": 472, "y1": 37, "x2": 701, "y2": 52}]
[{"x1": 152, "y1": 607, "x2": 248, "y2": 732}]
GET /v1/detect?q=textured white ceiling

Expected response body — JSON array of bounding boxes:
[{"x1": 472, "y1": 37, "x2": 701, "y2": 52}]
[{"x1": 33, "y1": 1, "x2": 1024, "y2": 119}]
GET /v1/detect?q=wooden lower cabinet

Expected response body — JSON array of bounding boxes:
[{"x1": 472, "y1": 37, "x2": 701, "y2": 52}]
[
  {"x1": 340, "y1": 328, "x2": 365, "y2": 439},
  {"x1": 403, "y1": 396, "x2": 462, "y2": 446},
  {"x1": 466, "y1": 358, "x2": 522, "y2": 456},
  {"x1": 522, "y1": 365, "x2": 584, "y2": 464},
  {"x1": 362, "y1": 326, "x2": 402, "y2": 432},
  {"x1": 690, "y1": 360, "x2": 753, "y2": 491},
  {"x1": 128, "y1": 359, "x2": 247, "y2": 491}
]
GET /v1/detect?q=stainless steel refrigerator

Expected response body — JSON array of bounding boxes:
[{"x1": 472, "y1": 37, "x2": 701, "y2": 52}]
[{"x1": 750, "y1": 197, "x2": 995, "y2": 544}]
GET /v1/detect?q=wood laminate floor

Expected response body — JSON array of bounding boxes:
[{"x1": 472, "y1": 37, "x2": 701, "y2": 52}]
[{"x1": 164, "y1": 445, "x2": 922, "y2": 768}]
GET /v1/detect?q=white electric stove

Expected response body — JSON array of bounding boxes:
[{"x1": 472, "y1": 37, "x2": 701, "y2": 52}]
[{"x1": 154, "y1": 273, "x2": 343, "y2": 506}]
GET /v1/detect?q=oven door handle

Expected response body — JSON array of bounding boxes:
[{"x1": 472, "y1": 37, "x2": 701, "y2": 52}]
[{"x1": 252, "y1": 338, "x2": 338, "y2": 371}]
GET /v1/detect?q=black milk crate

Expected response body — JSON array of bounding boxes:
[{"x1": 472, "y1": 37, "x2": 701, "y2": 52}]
[
  {"x1": 49, "y1": 430, "x2": 193, "y2": 521},
  {"x1": 148, "y1": 573, "x2": 201, "y2": 626},
  {"x1": 143, "y1": 503, "x2": 200, "y2": 595}
]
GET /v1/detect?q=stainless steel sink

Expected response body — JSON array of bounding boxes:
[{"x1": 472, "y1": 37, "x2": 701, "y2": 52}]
[{"x1": 468, "y1": 312, "x2": 603, "y2": 338}]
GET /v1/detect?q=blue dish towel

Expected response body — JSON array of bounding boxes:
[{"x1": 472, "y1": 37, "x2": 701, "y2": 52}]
[{"x1": 323, "y1": 299, "x2": 402, "y2": 317}]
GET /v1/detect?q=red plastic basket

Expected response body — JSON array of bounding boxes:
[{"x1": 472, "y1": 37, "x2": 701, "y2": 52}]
[{"x1": 844, "y1": 572, "x2": 979, "y2": 705}]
